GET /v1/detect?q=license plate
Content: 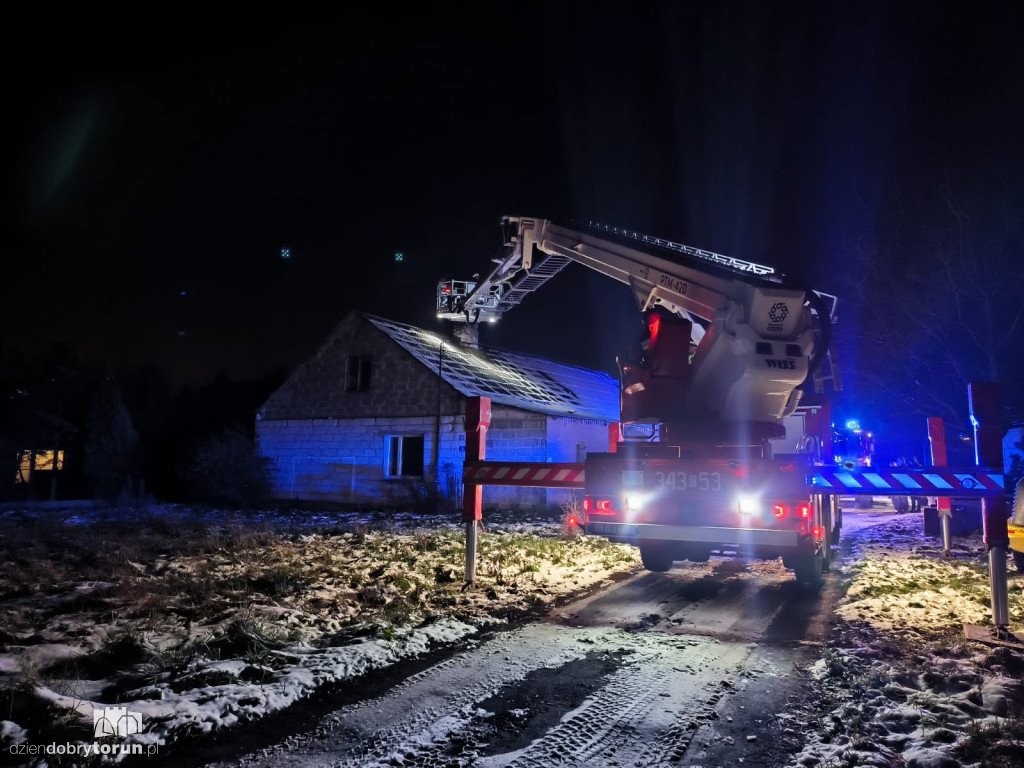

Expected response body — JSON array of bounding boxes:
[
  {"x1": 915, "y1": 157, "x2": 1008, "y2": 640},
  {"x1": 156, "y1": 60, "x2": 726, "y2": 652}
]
[{"x1": 648, "y1": 469, "x2": 729, "y2": 493}]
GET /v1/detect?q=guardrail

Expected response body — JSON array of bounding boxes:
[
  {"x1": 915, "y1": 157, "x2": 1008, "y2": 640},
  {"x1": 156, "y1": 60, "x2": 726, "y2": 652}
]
[
  {"x1": 806, "y1": 467, "x2": 1005, "y2": 495},
  {"x1": 462, "y1": 461, "x2": 585, "y2": 489}
]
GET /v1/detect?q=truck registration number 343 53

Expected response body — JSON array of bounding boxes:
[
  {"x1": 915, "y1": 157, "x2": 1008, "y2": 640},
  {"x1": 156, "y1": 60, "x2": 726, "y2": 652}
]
[{"x1": 653, "y1": 471, "x2": 722, "y2": 491}]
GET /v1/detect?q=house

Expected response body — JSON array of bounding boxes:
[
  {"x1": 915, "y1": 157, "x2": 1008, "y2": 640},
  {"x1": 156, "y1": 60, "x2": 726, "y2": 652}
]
[{"x1": 255, "y1": 311, "x2": 620, "y2": 510}]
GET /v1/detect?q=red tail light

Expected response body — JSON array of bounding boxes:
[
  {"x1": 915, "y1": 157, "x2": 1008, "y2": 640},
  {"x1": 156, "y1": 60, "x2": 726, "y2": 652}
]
[
  {"x1": 585, "y1": 498, "x2": 616, "y2": 516},
  {"x1": 773, "y1": 502, "x2": 812, "y2": 527},
  {"x1": 567, "y1": 515, "x2": 579, "y2": 528},
  {"x1": 812, "y1": 526, "x2": 824, "y2": 539}
]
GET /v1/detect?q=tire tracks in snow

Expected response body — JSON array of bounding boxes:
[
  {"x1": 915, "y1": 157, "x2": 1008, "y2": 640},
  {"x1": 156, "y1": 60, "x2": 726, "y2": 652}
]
[{"x1": 207, "y1": 561, "x2": 830, "y2": 768}]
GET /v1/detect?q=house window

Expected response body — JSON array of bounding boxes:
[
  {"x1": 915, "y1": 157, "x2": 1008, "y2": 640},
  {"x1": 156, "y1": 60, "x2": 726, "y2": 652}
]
[
  {"x1": 384, "y1": 435, "x2": 424, "y2": 478},
  {"x1": 15, "y1": 449, "x2": 64, "y2": 484},
  {"x1": 345, "y1": 355, "x2": 371, "y2": 391}
]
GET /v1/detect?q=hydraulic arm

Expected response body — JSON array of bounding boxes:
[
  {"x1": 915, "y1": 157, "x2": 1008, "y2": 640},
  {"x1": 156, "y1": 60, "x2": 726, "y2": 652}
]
[{"x1": 439, "y1": 217, "x2": 837, "y2": 437}]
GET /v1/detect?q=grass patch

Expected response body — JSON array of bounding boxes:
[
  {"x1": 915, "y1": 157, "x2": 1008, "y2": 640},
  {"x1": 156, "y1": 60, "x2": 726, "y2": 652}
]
[{"x1": 0, "y1": 504, "x2": 641, "y2": 748}]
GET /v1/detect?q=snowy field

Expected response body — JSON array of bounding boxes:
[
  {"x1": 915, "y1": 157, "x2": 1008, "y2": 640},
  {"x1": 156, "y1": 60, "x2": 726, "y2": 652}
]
[
  {"x1": 0, "y1": 504, "x2": 640, "y2": 765},
  {"x1": 2, "y1": 501, "x2": 1023, "y2": 767},
  {"x1": 790, "y1": 502, "x2": 1024, "y2": 768}
]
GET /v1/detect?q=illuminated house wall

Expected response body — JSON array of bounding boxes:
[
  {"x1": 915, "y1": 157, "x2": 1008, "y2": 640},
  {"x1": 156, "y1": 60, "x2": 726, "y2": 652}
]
[{"x1": 255, "y1": 311, "x2": 619, "y2": 509}]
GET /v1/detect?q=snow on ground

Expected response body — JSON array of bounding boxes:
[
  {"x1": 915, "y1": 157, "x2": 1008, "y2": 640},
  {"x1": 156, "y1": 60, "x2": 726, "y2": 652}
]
[
  {"x1": 3, "y1": 501, "x2": 1024, "y2": 767},
  {"x1": 0, "y1": 504, "x2": 641, "y2": 765},
  {"x1": 789, "y1": 503, "x2": 1024, "y2": 768}
]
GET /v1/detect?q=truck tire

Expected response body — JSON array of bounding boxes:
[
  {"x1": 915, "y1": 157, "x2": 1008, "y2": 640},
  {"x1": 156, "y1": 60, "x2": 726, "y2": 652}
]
[
  {"x1": 793, "y1": 548, "x2": 825, "y2": 589},
  {"x1": 1013, "y1": 550, "x2": 1024, "y2": 573},
  {"x1": 682, "y1": 546, "x2": 711, "y2": 563},
  {"x1": 639, "y1": 543, "x2": 675, "y2": 572}
]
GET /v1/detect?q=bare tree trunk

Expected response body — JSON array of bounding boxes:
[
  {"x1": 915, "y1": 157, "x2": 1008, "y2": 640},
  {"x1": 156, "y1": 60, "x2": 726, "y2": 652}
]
[
  {"x1": 27, "y1": 449, "x2": 36, "y2": 501},
  {"x1": 49, "y1": 432, "x2": 59, "y2": 501}
]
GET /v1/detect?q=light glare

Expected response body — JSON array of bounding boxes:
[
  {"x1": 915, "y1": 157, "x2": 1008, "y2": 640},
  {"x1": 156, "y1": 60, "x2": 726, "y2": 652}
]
[{"x1": 737, "y1": 494, "x2": 761, "y2": 515}]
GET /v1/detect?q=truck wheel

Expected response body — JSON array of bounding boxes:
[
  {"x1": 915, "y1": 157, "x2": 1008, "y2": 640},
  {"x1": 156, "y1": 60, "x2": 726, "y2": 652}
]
[
  {"x1": 1013, "y1": 550, "x2": 1024, "y2": 573},
  {"x1": 683, "y1": 546, "x2": 711, "y2": 563},
  {"x1": 793, "y1": 548, "x2": 825, "y2": 589},
  {"x1": 639, "y1": 543, "x2": 675, "y2": 572}
]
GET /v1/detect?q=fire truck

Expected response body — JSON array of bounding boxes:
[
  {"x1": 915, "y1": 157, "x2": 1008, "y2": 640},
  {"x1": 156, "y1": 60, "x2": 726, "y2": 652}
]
[{"x1": 439, "y1": 216, "x2": 842, "y2": 586}]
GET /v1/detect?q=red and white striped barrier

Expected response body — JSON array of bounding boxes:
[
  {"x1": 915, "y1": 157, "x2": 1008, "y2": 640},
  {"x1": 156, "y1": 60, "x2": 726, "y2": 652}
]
[
  {"x1": 464, "y1": 463, "x2": 1005, "y2": 495},
  {"x1": 807, "y1": 467, "x2": 1005, "y2": 496},
  {"x1": 462, "y1": 461, "x2": 586, "y2": 489}
]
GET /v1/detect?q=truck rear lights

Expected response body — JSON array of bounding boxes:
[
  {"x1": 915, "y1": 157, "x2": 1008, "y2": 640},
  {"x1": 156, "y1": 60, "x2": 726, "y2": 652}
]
[
  {"x1": 812, "y1": 526, "x2": 824, "y2": 539},
  {"x1": 738, "y1": 495, "x2": 762, "y2": 516},
  {"x1": 584, "y1": 498, "x2": 616, "y2": 515},
  {"x1": 772, "y1": 503, "x2": 811, "y2": 521},
  {"x1": 625, "y1": 494, "x2": 645, "y2": 512}
]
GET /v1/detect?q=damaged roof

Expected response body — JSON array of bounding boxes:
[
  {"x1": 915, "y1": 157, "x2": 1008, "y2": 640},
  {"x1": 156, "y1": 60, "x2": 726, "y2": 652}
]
[{"x1": 364, "y1": 313, "x2": 619, "y2": 422}]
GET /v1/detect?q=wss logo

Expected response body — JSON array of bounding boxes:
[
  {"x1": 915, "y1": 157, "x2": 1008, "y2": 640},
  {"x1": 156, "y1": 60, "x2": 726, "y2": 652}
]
[{"x1": 768, "y1": 303, "x2": 789, "y2": 323}]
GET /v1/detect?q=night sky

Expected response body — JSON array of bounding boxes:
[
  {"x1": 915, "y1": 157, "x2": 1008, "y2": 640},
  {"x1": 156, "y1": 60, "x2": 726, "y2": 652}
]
[{"x1": 8, "y1": 2, "x2": 1024, "y2": 392}]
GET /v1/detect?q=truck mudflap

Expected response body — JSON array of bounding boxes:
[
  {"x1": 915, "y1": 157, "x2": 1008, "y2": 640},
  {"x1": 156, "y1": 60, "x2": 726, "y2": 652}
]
[{"x1": 584, "y1": 522, "x2": 800, "y2": 549}]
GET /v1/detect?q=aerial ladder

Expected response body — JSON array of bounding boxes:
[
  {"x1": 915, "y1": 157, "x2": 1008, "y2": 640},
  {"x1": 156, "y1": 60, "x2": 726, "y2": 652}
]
[{"x1": 439, "y1": 216, "x2": 839, "y2": 444}]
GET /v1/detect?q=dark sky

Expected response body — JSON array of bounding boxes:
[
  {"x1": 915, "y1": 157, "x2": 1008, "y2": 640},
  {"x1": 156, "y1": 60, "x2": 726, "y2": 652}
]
[{"x1": 8, "y1": 1, "x2": 1023, "y2": 387}]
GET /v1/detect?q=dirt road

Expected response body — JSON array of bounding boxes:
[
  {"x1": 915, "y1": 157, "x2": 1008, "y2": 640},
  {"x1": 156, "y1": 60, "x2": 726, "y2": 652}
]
[{"x1": 187, "y1": 542, "x2": 862, "y2": 768}]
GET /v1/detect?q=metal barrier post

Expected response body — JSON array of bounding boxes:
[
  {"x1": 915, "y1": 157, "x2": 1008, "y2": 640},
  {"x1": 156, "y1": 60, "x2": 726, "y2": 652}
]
[
  {"x1": 463, "y1": 397, "x2": 490, "y2": 584},
  {"x1": 969, "y1": 382, "x2": 1010, "y2": 630},
  {"x1": 927, "y1": 417, "x2": 953, "y2": 556}
]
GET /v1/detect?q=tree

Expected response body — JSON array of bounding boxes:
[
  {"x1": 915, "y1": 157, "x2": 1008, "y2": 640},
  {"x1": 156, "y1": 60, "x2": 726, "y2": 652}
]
[
  {"x1": 184, "y1": 428, "x2": 272, "y2": 508},
  {"x1": 836, "y1": 174, "x2": 1024, "y2": 454},
  {"x1": 84, "y1": 379, "x2": 139, "y2": 500},
  {"x1": 0, "y1": 343, "x2": 93, "y2": 500}
]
